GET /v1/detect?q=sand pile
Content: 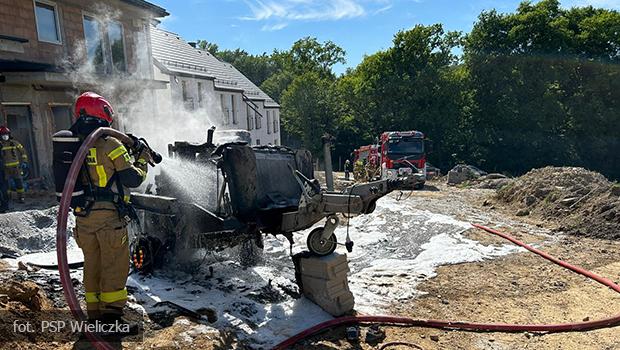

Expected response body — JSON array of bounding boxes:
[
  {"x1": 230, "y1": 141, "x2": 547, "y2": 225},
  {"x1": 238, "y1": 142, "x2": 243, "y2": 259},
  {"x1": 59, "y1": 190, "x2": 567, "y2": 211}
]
[{"x1": 497, "y1": 167, "x2": 620, "y2": 239}]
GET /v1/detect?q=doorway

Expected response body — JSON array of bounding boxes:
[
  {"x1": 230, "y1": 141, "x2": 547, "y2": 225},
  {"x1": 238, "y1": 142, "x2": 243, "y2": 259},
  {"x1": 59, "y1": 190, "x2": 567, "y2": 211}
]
[{"x1": 1, "y1": 105, "x2": 38, "y2": 178}]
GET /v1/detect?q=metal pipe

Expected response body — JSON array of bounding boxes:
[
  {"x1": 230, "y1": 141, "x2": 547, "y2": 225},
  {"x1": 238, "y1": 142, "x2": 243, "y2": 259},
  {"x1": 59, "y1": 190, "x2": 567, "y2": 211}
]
[{"x1": 322, "y1": 134, "x2": 334, "y2": 191}]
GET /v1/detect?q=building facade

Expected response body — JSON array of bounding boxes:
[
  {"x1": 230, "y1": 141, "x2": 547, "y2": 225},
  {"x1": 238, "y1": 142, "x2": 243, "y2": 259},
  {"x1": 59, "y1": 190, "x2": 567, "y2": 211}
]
[
  {"x1": 0, "y1": 0, "x2": 168, "y2": 182},
  {"x1": 150, "y1": 26, "x2": 281, "y2": 146}
]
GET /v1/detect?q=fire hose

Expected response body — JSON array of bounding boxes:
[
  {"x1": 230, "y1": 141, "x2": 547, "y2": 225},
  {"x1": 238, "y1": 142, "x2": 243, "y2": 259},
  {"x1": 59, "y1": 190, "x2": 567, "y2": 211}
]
[
  {"x1": 272, "y1": 223, "x2": 620, "y2": 350},
  {"x1": 56, "y1": 127, "x2": 148, "y2": 350}
]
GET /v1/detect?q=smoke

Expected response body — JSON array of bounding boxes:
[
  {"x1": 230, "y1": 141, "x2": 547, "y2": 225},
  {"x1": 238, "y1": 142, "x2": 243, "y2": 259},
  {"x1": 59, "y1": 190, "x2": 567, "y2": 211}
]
[
  {"x1": 57, "y1": 6, "x2": 260, "y2": 205},
  {"x1": 59, "y1": 5, "x2": 227, "y2": 153}
]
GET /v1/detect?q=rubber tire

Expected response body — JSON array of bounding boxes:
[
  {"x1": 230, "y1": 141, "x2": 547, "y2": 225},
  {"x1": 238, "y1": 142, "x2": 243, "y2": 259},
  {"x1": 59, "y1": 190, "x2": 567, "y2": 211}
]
[
  {"x1": 365, "y1": 200, "x2": 377, "y2": 214},
  {"x1": 307, "y1": 227, "x2": 337, "y2": 256},
  {"x1": 414, "y1": 182, "x2": 425, "y2": 190}
]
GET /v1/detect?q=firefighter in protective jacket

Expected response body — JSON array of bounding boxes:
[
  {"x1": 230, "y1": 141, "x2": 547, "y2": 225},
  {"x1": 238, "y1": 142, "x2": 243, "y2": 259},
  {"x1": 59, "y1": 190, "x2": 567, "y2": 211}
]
[
  {"x1": 69, "y1": 92, "x2": 151, "y2": 325},
  {"x1": 0, "y1": 126, "x2": 28, "y2": 203}
]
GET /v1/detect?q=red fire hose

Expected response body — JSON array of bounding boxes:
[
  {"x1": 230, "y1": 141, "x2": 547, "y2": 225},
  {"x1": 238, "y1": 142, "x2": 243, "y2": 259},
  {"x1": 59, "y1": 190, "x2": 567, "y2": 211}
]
[
  {"x1": 56, "y1": 127, "x2": 135, "y2": 350},
  {"x1": 273, "y1": 223, "x2": 620, "y2": 349}
]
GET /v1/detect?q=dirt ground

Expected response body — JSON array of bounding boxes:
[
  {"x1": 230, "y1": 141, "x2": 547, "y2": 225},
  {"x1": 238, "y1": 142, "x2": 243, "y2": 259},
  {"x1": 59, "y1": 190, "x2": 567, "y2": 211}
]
[
  {"x1": 1, "y1": 175, "x2": 619, "y2": 349},
  {"x1": 296, "y1": 180, "x2": 620, "y2": 350}
]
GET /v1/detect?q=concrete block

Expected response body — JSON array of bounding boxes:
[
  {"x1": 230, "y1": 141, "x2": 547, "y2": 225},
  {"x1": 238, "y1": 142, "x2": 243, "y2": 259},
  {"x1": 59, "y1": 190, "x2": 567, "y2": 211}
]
[
  {"x1": 298, "y1": 252, "x2": 349, "y2": 280},
  {"x1": 301, "y1": 274, "x2": 350, "y2": 300},
  {"x1": 293, "y1": 252, "x2": 355, "y2": 316},
  {"x1": 304, "y1": 289, "x2": 355, "y2": 317}
]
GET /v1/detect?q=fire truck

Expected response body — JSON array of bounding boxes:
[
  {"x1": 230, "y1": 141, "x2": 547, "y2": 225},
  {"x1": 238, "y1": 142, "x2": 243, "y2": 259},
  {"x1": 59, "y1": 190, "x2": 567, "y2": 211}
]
[{"x1": 353, "y1": 130, "x2": 429, "y2": 189}]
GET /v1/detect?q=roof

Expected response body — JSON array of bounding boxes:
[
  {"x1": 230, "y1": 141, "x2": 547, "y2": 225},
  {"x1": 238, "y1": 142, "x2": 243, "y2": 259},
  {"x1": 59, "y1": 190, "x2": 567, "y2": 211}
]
[
  {"x1": 222, "y1": 63, "x2": 280, "y2": 107},
  {"x1": 151, "y1": 26, "x2": 241, "y2": 90},
  {"x1": 121, "y1": 0, "x2": 168, "y2": 17},
  {"x1": 150, "y1": 26, "x2": 279, "y2": 107}
]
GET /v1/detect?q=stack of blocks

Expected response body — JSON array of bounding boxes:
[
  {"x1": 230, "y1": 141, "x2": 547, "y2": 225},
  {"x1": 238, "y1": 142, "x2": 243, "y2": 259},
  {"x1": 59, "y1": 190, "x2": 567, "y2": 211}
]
[{"x1": 295, "y1": 252, "x2": 355, "y2": 316}]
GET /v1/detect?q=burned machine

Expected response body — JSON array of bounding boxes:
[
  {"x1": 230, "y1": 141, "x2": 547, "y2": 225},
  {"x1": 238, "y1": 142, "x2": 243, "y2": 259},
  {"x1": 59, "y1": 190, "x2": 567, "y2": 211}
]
[{"x1": 130, "y1": 128, "x2": 417, "y2": 271}]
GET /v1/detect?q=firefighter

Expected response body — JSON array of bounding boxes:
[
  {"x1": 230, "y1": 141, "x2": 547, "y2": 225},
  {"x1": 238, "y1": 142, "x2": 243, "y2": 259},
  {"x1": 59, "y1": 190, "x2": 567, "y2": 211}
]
[
  {"x1": 69, "y1": 92, "x2": 151, "y2": 330},
  {"x1": 0, "y1": 126, "x2": 28, "y2": 204},
  {"x1": 344, "y1": 159, "x2": 351, "y2": 180},
  {"x1": 0, "y1": 151, "x2": 7, "y2": 213}
]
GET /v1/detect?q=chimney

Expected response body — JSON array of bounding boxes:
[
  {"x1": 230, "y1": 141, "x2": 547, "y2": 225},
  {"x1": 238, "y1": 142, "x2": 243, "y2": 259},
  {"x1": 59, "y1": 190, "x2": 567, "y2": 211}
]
[{"x1": 188, "y1": 42, "x2": 197, "y2": 48}]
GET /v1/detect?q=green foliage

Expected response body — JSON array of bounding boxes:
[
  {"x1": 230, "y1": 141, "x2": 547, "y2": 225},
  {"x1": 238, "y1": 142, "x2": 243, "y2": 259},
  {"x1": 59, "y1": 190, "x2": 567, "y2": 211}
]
[
  {"x1": 196, "y1": 40, "x2": 218, "y2": 55},
  {"x1": 280, "y1": 72, "x2": 339, "y2": 155},
  {"x1": 465, "y1": 0, "x2": 620, "y2": 178},
  {"x1": 201, "y1": 0, "x2": 619, "y2": 179}
]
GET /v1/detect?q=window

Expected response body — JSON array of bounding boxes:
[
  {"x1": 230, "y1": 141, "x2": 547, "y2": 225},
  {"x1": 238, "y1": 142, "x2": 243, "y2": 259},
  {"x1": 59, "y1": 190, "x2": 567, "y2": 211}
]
[
  {"x1": 181, "y1": 80, "x2": 189, "y2": 101},
  {"x1": 50, "y1": 105, "x2": 72, "y2": 131},
  {"x1": 256, "y1": 139, "x2": 261, "y2": 145},
  {"x1": 35, "y1": 1, "x2": 61, "y2": 44},
  {"x1": 220, "y1": 94, "x2": 229, "y2": 125},
  {"x1": 274, "y1": 111, "x2": 279, "y2": 132},
  {"x1": 107, "y1": 21, "x2": 126, "y2": 72},
  {"x1": 83, "y1": 15, "x2": 105, "y2": 73},
  {"x1": 246, "y1": 105, "x2": 254, "y2": 130},
  {"x1": 231, "y1": 95, "x2": 237, "y2": 124},
  {"x1": 197, "y1": 82, "x2": 203, "y2": 103},
  {"x1": 266, "y1": 110, "x2": 271, "y2": 134},
  {"x1": 82, "y1": 16, "x2": 126, "y2": 74},
  {"x1": 255, "y1": 112, "x2": 262, "y2": 129}
]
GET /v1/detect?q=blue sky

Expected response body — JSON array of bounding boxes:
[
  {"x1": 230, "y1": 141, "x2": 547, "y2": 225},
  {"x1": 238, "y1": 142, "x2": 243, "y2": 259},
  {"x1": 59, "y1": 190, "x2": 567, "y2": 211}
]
[{"x1": 151, "y1": 0, "x2": 619, "y2": 74}]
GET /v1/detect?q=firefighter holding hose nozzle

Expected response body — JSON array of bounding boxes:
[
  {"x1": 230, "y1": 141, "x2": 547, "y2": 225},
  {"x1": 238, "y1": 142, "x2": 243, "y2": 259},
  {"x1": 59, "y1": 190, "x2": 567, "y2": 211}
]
[{"x1": 54, "y1": 92, "x2": 159, "y2": 335}]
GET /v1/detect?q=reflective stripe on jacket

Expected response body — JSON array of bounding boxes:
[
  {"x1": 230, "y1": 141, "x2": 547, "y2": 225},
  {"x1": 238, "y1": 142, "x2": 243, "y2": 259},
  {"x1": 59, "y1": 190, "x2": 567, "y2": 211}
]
[{"x1": 1, "y1": 139, "x2": 28, "y2": 168}]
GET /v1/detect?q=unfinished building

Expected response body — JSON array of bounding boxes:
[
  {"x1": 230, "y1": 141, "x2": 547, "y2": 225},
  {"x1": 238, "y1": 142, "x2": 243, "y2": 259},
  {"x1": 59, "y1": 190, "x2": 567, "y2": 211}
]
[{"x1": 0, "y1": 0, "x2": 168, "y2": 182}]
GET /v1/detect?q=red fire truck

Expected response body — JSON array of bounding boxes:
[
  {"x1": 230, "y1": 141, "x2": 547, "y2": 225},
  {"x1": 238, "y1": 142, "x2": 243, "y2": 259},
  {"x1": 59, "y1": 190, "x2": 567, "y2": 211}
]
[
  {"x1": 353, "y1": 130, "x2": 429, "y2": 189},
  {"x1": 379, "y1": 130, "x2": 429, "y2": 188},
  {"x1": 352, "y1": 144, "x2": 379, "y2": 166}
]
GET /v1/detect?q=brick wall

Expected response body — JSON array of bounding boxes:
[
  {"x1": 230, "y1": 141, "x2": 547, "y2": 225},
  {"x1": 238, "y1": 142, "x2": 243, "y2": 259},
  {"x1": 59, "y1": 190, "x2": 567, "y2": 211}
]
[{"x1": 0, "y1": 0, "x2": 153, "y2": 76}]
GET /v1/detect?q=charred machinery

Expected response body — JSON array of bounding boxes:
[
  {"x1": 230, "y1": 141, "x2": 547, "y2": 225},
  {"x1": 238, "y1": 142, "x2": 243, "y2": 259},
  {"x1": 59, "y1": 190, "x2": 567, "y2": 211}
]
[{"x1": 130, "y1": 128, "x2": 419, "y2": 271}]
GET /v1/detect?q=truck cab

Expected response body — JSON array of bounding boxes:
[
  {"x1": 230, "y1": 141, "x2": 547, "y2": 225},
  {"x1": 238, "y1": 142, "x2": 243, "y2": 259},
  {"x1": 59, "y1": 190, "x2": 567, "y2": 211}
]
[{"x1": 379, "y1": 131, "x2": 428, "y2": 189}]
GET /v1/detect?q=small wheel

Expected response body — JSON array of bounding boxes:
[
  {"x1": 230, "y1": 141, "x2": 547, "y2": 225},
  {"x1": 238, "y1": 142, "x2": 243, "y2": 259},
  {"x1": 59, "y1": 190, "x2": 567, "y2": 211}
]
[
  {"x1": 307, "y1": 227, "x2": 337, "y2": 256},
  {"x1": 414, "y1": 182, "x2": 425, "y2": 190},
  {"x1": 365, "y1": 200, "x2": 377, "y2": 214}
]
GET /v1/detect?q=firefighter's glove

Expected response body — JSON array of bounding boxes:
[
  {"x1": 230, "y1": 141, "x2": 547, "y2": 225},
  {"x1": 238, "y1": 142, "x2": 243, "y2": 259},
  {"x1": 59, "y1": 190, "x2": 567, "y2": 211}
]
[{"x1": 134, "y1": 147, "x2": 152, "y2": 170}]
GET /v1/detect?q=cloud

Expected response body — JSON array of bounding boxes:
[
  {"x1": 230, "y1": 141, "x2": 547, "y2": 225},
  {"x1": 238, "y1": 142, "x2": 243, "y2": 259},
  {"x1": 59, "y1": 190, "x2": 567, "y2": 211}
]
[
  {"x1": 261, "y1": 23, "x2": 289, "y2": 31},
  {"x1": 374, "y1": 4, "x2": 393, "y2": 14},
  {"x1": 241, "y1": 0, "x2": 375, "y2": 22}
]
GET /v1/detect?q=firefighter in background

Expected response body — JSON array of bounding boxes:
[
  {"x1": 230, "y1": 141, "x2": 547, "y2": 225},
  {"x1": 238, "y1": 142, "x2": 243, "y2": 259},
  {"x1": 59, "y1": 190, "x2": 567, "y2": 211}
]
[
  {"x1": 0, "y1": 126, "x2": 28, "y2": 204},
  {"x1": 69, "y1": 92, "x2": 152, "y2": 328},
  {"x1": 0, "y1": 150, "x2": 7, "y2": 213}
]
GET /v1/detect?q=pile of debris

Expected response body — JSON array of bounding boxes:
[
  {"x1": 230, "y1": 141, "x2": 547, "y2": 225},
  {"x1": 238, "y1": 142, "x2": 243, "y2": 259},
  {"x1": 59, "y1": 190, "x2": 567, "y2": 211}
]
[{"x1": 496, "y1": 167, "x2": 620, "y2": 239}]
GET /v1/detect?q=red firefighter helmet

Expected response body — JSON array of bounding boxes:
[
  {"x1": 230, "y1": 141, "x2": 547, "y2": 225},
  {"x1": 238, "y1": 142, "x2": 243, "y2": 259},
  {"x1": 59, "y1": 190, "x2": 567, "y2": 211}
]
[
  {"x1": 74, "y1": 92, "x2": 114, "y2": 123},
  {"x1": 0, "y1": 126, "x2": 10, "y2": 135}
]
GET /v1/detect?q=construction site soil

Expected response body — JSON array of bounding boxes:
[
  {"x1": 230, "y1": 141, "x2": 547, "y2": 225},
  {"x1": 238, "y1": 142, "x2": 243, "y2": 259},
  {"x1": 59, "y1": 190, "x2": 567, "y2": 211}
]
[
  {"x1": 0, "y1": 167, "x2": 618, "y2": 349},
  {"x1": 496, "y1": 166, "x2": 620, "y2": 239}
]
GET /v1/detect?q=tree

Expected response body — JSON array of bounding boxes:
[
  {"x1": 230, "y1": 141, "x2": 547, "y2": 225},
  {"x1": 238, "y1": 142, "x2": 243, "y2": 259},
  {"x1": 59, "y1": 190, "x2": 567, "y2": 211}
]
[
  {"x1": 196, "y1": 40, "x2": 218, "y2": 55},
  {"x1": 465, "y1": 0, "x2": 620, "y2": 177},
  {"x1": 335, "y1": 24, "x2": 466, "y2": 169},
  {"x1": 281, "y1": 72, "x2": 339, "y2": 156}
]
